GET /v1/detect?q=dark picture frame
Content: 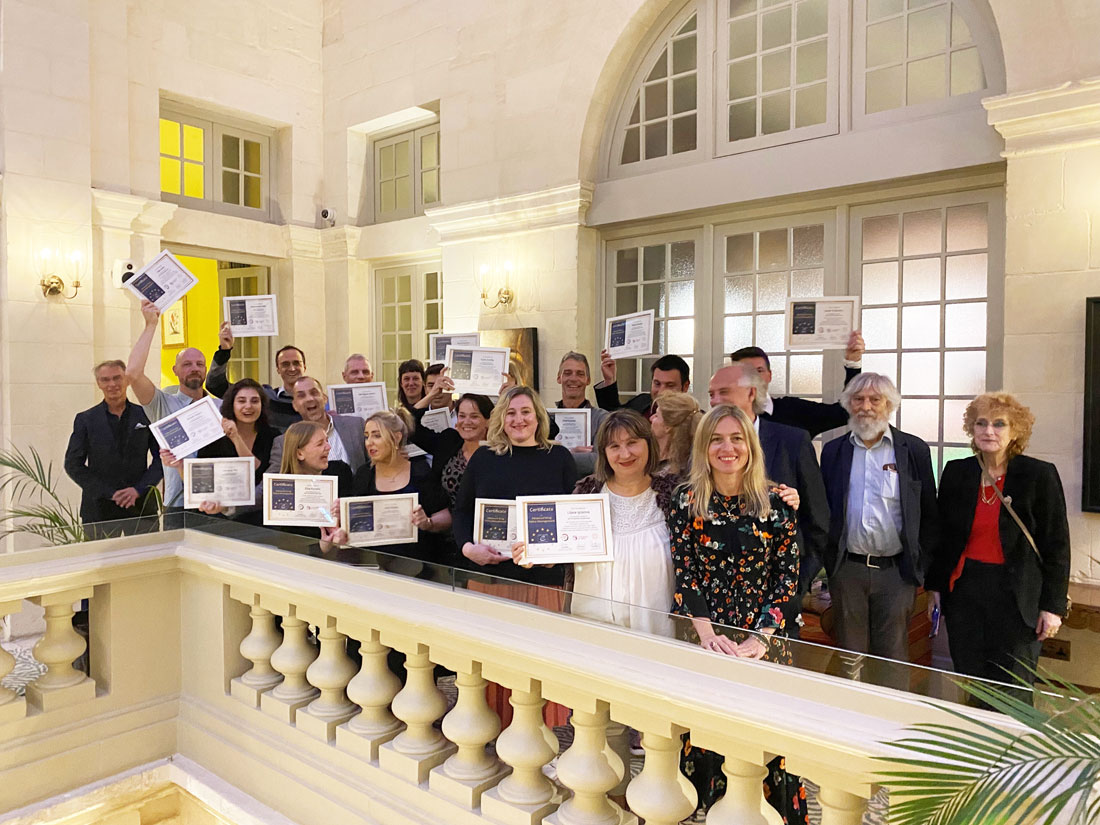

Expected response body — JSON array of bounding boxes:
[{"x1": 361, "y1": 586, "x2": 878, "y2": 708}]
[
  {"x1": 1083, "y1": 298, "x2": 1100, "y2": 512},
  {"x1": 480, "y1": 327, "x2": 540, "y2": 393}
]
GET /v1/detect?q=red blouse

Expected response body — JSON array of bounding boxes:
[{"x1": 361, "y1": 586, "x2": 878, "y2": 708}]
[{"x1": 949, "y1": 476, "x2": 1005, "y2": 590}]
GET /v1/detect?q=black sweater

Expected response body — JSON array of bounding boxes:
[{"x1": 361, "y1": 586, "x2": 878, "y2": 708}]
[{"x1": 453, "y1": 444, "x2": 577, "y2": 585}]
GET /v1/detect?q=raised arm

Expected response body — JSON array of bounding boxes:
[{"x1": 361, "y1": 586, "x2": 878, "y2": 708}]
[
  {"x1": 205, "y1": 322, "x2": 234, "y2": 399},
  {"x1": 126, "y1": 300, "x2": 161, "y2": 405}
]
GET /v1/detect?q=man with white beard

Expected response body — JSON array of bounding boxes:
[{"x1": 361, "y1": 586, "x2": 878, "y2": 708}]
[{"x1": 820, "y1": 373, "x2": 938, "y2": 679}]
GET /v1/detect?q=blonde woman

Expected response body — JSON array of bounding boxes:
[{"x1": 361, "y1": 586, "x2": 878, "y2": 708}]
[
  {"x1": 651, "y1": 390, "x2": 701, "y2": 478},
  {"x1": 668, "y1": 404, "x2": 806, "y2": 824}
]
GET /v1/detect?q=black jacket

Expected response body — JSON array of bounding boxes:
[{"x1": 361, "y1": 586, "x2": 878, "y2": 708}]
[
  {"x1": 928, "y1": 454, "x2": 1070, "y2": 624},
  {"x1": 761, "y1": 365, "x2": 861, "y2": 437},
  {"x1": 205, "y1": 348, "x2": 299, "y2": 431},
  {"x1": 64, "y1": 401, "x2": 163, "y2": 523},
  {"x1": 593, "y1": 381, "x2": 653, "y2": 417},
  {"x1": 820, "y1": 426, "x2": 939, "y2": 585}
]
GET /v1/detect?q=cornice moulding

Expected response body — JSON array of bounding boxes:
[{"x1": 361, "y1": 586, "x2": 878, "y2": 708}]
[
  {"x1": 426, "y1": 182, "x2": 594, "y2": 245},
  {"x1": 985, "y1": 76, "x2": 1100, "y2": 156},
  {"x1": 282, "y1": 224, "x2": 323, "y2": 259},
  {"x1": 134, "y1": 201, "x2": 180, "y2": 236},
  {"x1": 319, "y1": 225, "x2": 362, "y2": 260},
  {"x1": 91, "y1": 190, "x2": 178, "y2": 235}
]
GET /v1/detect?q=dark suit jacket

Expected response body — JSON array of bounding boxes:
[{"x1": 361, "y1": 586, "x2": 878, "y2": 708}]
[
  {"x1": 760, "y1": 365, "x2": 860, "y2": 437},
  {"x1": 928, "y1": 455, "x2": 1070, "y2": 624},
  {"x1": 593, "y1": 381, "x2": 653, "y2": 416},
  {"x1": 757, "y1": 417, "x2": 829, "y2": 590},
  {"x1": 64, "y1": 401, "x2": 163, "y2": 523},
  {"x1": 820, "y1": 426, "x2": 938, "y2": 585}
]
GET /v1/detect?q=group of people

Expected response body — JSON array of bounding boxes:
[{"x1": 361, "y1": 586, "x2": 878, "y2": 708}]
[{"x1": 64, "y1": 302, "x2": 1071, "y2": 822}]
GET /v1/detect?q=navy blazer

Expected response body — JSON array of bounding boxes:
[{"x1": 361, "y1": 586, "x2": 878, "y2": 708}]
[
  {"x1": 928, "y1": 454, "x2": 1070, "y2": 624},
  {"x1": 820, "y1": 426, "x2": 939, "y2": 585},
  {"x1": 64, "y1": 400, "x2": 163, "y2": 523},
  {"x1": 757, "y1": 416, "x2": 829, "y2": 589}
]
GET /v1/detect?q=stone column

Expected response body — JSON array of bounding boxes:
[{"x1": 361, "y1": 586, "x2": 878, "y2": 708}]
[
  {"x1": 336, "y1": 629, "x2": 404, "y2": 761},
  {"x1": 260, "y1": 606, "x2": 318, "y2": 724},
  {"x1": 297, "y1": 616, "x2": 358, "y2": 741},
  {"x1": 229, "y1": 591, "x2": 283, "y2": 707},
  {"x1": 26, "y1": 589, "x2": 97, "y2": 712},
  {"x1": 624, "y1": 729, "x2": 697, "y2": 825},
  {"x1": 0, "y1": 600, "x2": 26, "y2": 723}
]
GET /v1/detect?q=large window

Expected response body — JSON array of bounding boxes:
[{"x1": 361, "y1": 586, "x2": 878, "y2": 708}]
[
  {"x1": 374, "y1": 261, "x2": 444, "y2": 404},
  {"x1": 373, "y1": 124, "x2": 441, "y2": 223},
  {"x1": 160, "y1": 105, "x2": 272, "y2": 218}
]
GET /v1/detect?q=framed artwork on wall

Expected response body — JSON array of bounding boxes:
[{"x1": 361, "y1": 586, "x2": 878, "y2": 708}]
[
  {"x1": 480, "y1": 327, "x2": 540, "y2": 392},
  {"x1": 1083, "y1": 298, "x2": 1100, "y2": 512},
  {"x1": 162, "y1": 298, "x2": 187, "y2": 349}
]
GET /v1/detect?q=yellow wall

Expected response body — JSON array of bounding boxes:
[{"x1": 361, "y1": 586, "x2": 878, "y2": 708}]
[{"x1": 159, "y1": 255, "x2": 222, "y2": 386}]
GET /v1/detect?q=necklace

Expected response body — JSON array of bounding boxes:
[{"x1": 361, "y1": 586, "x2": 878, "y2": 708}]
[{"x1": 980, "y1": 476, "x2": 1002, "y2": 505}]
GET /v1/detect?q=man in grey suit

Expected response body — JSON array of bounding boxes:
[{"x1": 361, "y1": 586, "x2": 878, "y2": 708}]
[{"x1": 268, "y1": 376, "x2": 367, "y2": 473}]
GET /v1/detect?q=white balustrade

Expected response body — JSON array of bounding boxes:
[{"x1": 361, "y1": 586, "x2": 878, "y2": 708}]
[
  {"x1": 546, "y1": 704, "x2": 636, "y2": 825},
  {"x1": 26, "y1": 589, "x2": 96, "y2": 711},
  {"x1": 297, "y1": 616, "x2": 358, "y2": 741},
  {"x1": 229, "y1": 593, "x2": 283, "y2": 707},
  {"x1": 704, "y1": 755, "x2": 780, "y2": 825},
  {"x1": 0, "y1": 600, "x2": 24, "y2": 724},
  {"x1": 336, "y1": 629, "x2": 404, "y2": 761},
  {"x1": 260, "y1": 607, "x2": 318, "y2": 724},
  {"x1": 378, "y1": 640, "x2": 455, "y2": 784},
  {"x1": 818, "y1": 785, "x2": 870, "y2": 825},
  {"x1": 624, "y1": 730, "x2": 698, "y2": 825}
]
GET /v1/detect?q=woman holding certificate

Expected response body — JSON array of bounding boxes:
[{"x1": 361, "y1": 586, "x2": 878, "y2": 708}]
[
  {"x1": 197, "y1": 378, "x2": 279, "y2": 483},
  {"x1": 668, "y1": 404, "x2": 807, "y2": 824},
  {"x1": 409, "y1": 392, "x2": 494, "y2": 510}
]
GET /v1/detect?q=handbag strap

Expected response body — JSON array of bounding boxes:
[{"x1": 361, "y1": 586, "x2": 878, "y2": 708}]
[{"x1": 978, "y1": 457, "x2": 1041, "y2": 561}]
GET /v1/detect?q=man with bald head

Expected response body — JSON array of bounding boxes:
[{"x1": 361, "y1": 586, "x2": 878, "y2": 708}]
[
  {"x1": 127, "y1": 299, "x2": 209, "y2": 508},
  {"x1": 708, "y1": 362, "x2": 830, "y2": 633}
]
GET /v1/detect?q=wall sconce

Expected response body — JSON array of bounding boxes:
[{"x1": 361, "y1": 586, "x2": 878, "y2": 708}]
[
  {"x1": 476, "y1": 261, "x2": 515, "y2": 309},
  {"x1": 38, "y1": 247, "x2": 84, "y2": 300}
]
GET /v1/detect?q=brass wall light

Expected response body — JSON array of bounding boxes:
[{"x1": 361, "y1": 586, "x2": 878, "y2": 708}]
[
  {"x1": 38, "y1": 247, "x2": 84, "y2": 299},
  {"x1": 476, "y1": 261, "x2": 515, "y2": 309}
]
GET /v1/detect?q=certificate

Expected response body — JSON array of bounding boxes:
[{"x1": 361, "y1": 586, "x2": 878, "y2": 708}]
[
  {"x1": 421, "y1": 407, "x2": 452, "y2": 433},
  {"x1": 262, "y1": 473, "x2": 338, "y2": 527},
  {"x1": 327, "y1": 382, "x2": 388, "y2": 418},
  {"x1": 605, "y1": 310, "x2": 655, "y2": 359},
  {"x1": 474, "y1": 498, "x2": 517, "y2": 556},
  {"x1": 224, "y1": 294, "x2": 278, "y2": 337},
  {"x1": 444, "y1": 345, "x2": 510, "y2": 396},
  {"x1": 517, "y1": 494, "x2": 614, "y2": 564},
  {"x1": 149, "y1": 396, "x2": 226, "y2": 457},
  {"x1": 182, "y1": 457, "x2": 256, "y2": 508},
  {"x1": 548, "y1": 408, "x2": 591, "y2": 449},
  {"x1": 785, "y1": 296, "x2": 860, "y2": 350},
  {"x1": 124, "y1": 250, "x2": 199, "y2": 311},
  {"x1": 429, "y1": 332, "x2": 479, "y2": 365},
  {"x1": 341, "y1": 494, "x2": 418, "y2": 547}
]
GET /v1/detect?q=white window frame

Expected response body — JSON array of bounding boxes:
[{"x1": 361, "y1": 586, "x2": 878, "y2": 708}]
[
  {"x1": 212, "y1": 123, "x2": 271, "y2": 219},
  {"x1": 370, "y1": 258, "x2": 445, "y2": 404},
  {"x1": 371, "y1": 123, "x2": 442, "y2": 224}
]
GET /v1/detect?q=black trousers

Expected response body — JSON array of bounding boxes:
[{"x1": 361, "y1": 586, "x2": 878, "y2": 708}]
[{"x1": 944, "y1": 559, "x2": 1042, "y2": 688}]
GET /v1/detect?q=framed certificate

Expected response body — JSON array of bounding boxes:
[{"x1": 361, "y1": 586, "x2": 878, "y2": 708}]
[
  {"x1": 516, "y1": 494, "x2": 614, "y2": 564},
  {"x1": 421, "y1": 407, "x2": 452, "y2": 433},
  {"x1": 473, "y1": 498, "x2": 517, "y2": 556},
  {"x1": 429, "y1": 332, "x2": 480, "y2": 365},
  {"x1": 341, "y1": 494, "x2": 418, "y2": 547},
  {"x1": 262, "y1": 473, "x2": 338, "y2": 527},
  {"x1": 444, "y1": 345, "x2": 510, "y2": 396},
  {"x1": 327, "y1": 382, "x2": 388, "y2": 418},
  {"x1": 548, "y1": 408, "x2": 591, "y2": 449},
  {"x1": 183, "y1": 457, "x2": 256, "y2": 508},
  {"x1": 605, "y1": 310, "x2": 655, "y2": 359},
  {"x1": 149, "y1": 396, "x2": 226, "y2": 457},
  {"x1": 124, "y1": 250, "x2": 199, "y2": 312},
  {"x1": 224, "y1": 294, "x2": 278, "y2": 337},
  {"x1": 785, "y1": 296, "x2": 860, "y2": 351}
]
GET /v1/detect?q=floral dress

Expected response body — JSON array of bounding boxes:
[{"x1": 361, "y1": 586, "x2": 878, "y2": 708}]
[{"x1": 668, "y1": 486, "x2": 808, "y2": 825}]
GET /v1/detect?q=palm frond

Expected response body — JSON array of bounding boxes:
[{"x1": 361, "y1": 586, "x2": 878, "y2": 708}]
[{"x1": 0, "y1": 444, "x2": 90, "y2": 545}]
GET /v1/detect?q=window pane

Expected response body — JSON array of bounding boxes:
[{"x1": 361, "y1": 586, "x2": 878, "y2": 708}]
[
  {"x1": 862, "y1": 215, "x2": 899, "y2": 258},
  {"x1": 866, "y1": 17, "x2": 904, "y2": 68},
  {"x1": 671, "y1": 241, "x2": 695, "y2": 278},
  {"x1": 759, "y1": 228, "x2": 789, "y2": 269},
  {"x1": 398, "y1": 304, "x2": 412, "y2": 329},
  {"x1": 762, "y1": 49, "x2": 791, "y2": 93},
  {"x1": 183, "y1": 161, "x2": 204, "y2": 198},
  {"x1": 795, "y1": 82, "x2": 827, "y2": 127},
  {"x1": 945, "y1": 302, "x2": 986, "y2": 347},
  {"x1": 796, "y1": 40, "x2": 828, "y2": 84},
  {"x1": 900, "y1": 398, "x2": 940, "y2": 442},
  {"x1": 951, "y1": 6, "x2": 973, "y2": 45},
  {"x1": 243, "y1": 140, "x2": 261, "y2": 174},
  {"x1": 862, "y1": 352, "x2": 898, "y2": 383},
  {"x1": 645, "y1": 82, "x2": 668, "y2": 120},
  {"x1": 383, "y1": 306, "x2": 396, "y2": 332},
  {"x1": 643, "y1": 284, "x2": 665, "y2": 314},
  {"x1": 422, "y1": 168, "x2": 440, "y2": 204},
  {"x1": 398, "y1": 275, "x2": 412, "y2": 302},
  {"x1": 379, "y1": 144, "x2": 395, "y2": 179},
  {"x1": 398, "y1": 334, "x2": 412, "y2": 360},
  {"x1": 862, "y1": 307, "x2": 898, "y2": 350},
  {"x1": 383, "y1": 336, "x2": 397, "y2": 360},
  {"x1": 793, "y1": 224, "x2": 825, "y2": 265},
  {"x1": 396, "y1": 176, "x2": 412, "y2": 211},
  {"x1": 223, "y1": 170, "x2": 240, "y2": 205},
  {"x1": 643, "y1": 245, "x2": 667, "y2": 280},
  {"x1": 421, "y1": 132, "x2": 439, "y2": 168},
  {"x1": 945, "y1": 253, "x2": 987, "y2": 299},
  {"x1": 380, "y1": 180, "x2": 395, "y2": 214},
  {"x1": 761, "y1": 91, "x2": 791, "y2": 134},
  {"x1": 901, "y1": 305, "x2": 940, "y2": 348},
  {"x1": 729, "y1": 100, "x2": 758, "y2": 140},
  {"x1": 678, "y1": 14, "x2": 697, "y2": 34},
  {"x1": 868, "y1": 0, "x2": 903, "y2": 20},
  {"x1": 861, "y1": 261, "x2": 899, "y2": 304},
  {"x1": 668, "y1": 318, "x2": 694, "y2": 352},
  {"x1": 731, "y1": 0, "x2": 758, "y2": 17},
  {"x1": 621, "y1": 127, "x2": 641, "y2": 164},
  {"x1": 908, "y1": 5, "x2": 947, "y2": 59},
  {"x1": 946, "y1": 204, "x2": 988, "y2": 251},
  {"x1": 645, "y1": 121, "x2": 668, "y2": 158},
  {"x1": 617, "y1": 285, "x2": 639, "y2": 314},
  {"x1": 942, "y1": 399, "x2": 970, "y2": 443},
  {"x1": 668, "y1": 280, "x2": 694, "y2": 316},
  {"x1": 902, "y1": 257, "x2": 941, "y2": 302},
  {"x1": 425, "y1": 303, "x2": 439, "y2": 330},
  {"x1": 647, "y1": 49, "x2": 669, "y2": 81},
  {"x1": 791, "y1": 267, "x2": 824, "y2": 298},
  {"x1": 672, "y1": 34, "x2": 697, "y2": 74},
  {"x1": 866, "y1": 65, "x2": 905, "y2": 113},
  {"x1": 673, "y1": 74, "x2": 697, "y2": 113},
  {"x1": 729, "y1": 59, "x2": 757, "y2": 100},
  {"x1": 425, "y1": 273, "x2": 440, "y2": 300},
  {"x1": 222, "y1": 134, "x2": 240, "y2": 170},
  {"x1": 617, "y1": 248, "x2": 639, "y2": 283},
  {"x1": 182, "y1": 124, "x2": 203, "y2": 162},
  {"x1": 730, "y1": 18, "x2": 757, "y2": 59},
  {"x1": 672, "y1": 114, "x2": 697, "y2": 154},
  {"x1": 908, "y1": 54, "x2": 947, "y2": 105},
  {"x1": 796, "y1": 0, "x2": 828, "y2": 40},
  {"x1": 160, "y1": 118, "x2": 181, "y2": 157},
  {"x1": 725, "y1": 275, "x2": 753, "y2": 313},
  {"x1": 160, "y1": 158, "x2": 181, "y2": 194},
  {"x1": 726, "y1": 233, "x2": 755, "y2": 271},
  {"x1": 769, "y1": 357, "x2": 788, "y2": 393},
  {"x1": 395, "y1": 140, "x2": 410, "y2": 176},
  {"x1": 244, "y1": 175, "x2": 261, "y2": 209},
  {"x1": 944, "y1": 350, "x2": 985, "y2": 395},
  {"x1": 755, "y1": 313, "x2": 785, "y2": 351},
  {"x1": 900, "y1": 351, "x2": 940, "y2": 394},
  {"x1": 383, "y1": 276, "x2": 396, "y2": 303},
  {"x1": 761, "y1": 7, "x2": 792, "y2": 49},
  {"x1": 757, "y1": 272, "x2": 787, "y2": 311},
  {"x1": 725, "y1": 315, "x2": 753, "y2": 352},
  {"x1": 950, "y1": 47, "x2": 984, "y2": 96},
  {"x1": 789, "y1": 353, "x2": 823, "y2": 394}
]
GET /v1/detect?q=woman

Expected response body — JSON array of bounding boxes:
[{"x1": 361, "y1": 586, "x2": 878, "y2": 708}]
[
  {"x1": 927, "y1": 393, "x2": 1069, "y2": 688},
  {"x1": 397, "y1": 359, "x2": 427, "y2": 412},
  {"x1": 197, "y1": 378, "x2": 279, "y2": 484},
  {"x1": 410, "y1": 392, "x2": 494, "y2": 510},
  {"x1": 351, "y1": 409, "x2": 452, "y2": 565},
  {"x1": 651, "y1": 390, "x2": 701, "y2": 478},
  {"x1": 668, "y1": 404, "x2": 807, "y2": 824}
]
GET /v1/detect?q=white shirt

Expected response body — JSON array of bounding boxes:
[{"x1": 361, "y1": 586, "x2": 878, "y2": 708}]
[
  {"x1": 325, "y1": 415, "x2": 349, "y2": 465},
  {"x1": 845, "y1": 428, "x2": 904, "y2": 557}
]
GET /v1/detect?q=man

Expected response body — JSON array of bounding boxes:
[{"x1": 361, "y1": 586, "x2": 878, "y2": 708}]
[
  {"x1": 424, "y1": 363, "x2": 457, "y2": 426},
  {"x1": 64, "y1": 360, "x2": 162, "y2": 531},
  {"x1": 268, "y1": 376, "x2": 367, "y2": 474},
  {"x1": 730, "y1": 330, "x2": 865, "y2": 437},
  {"x1": 126, "y1": 300, "x2": 209, "y2": 509},
  {"x1": 594, "y1": 351, "x2": 690, "y2": 418},
  {"x1": 555, "y1": 352, "x2": 608, "y2": 434},
  {"x1": 342, "y1": 354, "x2": 374, "y2": 384},
  {"x1": 708, "y1": 363, "x2": 830, "y2": 634},
  {"x1": 205, "y1": 326, "x2": 302, "y2": 430},
  {"x1": 820, "y1": 373, "x2": 937, "y2": 678}
]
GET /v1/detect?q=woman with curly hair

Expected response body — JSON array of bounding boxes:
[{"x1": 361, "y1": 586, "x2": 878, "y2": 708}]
[
  {"x1": 650, "y1": 390, "x2": 701, "y2": 479},
  {"x1": 926, "y1": 392, "x2": 1070, "y2": 688}
]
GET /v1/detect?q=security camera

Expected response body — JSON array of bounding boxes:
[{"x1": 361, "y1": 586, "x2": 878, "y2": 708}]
[
  {"x1": 112, "y1": 259, "x2": 137, "y2": 288},
  {"x1": 319, "y1": 207, "x2": 336, "y2": 227}
]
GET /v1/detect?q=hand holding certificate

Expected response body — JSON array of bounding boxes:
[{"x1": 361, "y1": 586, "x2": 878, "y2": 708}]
[
  {"x1": 548, "y1": 408, "x2": 591, "y2": 449},
  {"x1": 421, "y1": 407, "x2": 452, "y2": 433},
  {"x1": 340, "y1": 494, "x2": 418, "y2": 547},
  {"x1": 445, "y1": 345, "x2": 510, "y2": 396},
  {"x1": 263, "y1": 474, "x2": 338, "y2": 527},
  {"x1": 429, "y1": 333, "x2": 479, "y2": 365},
  {"x1": 327, "y1": 382, "x2": 388, "y2": 418},
  {"x1": 150, "y1": 396, "x2": 226, "y2": 458},
  {"x1": 124, "y1": 250, "x2": 198, "y2": 311},
  {"x1": 517, "y1": 494, "x2": 613, "y2": 564},
  {"x1": 605, "y1": 310, "x2": 655, "y2": 359},
  {"x1": 473, "y1": 498, "x2": 518, "y2": 557},
  {"x1": 183, "y1": 457, "x2": 256, "y2": 509},
  {"x1": 225, "y1": 294, "x2": 279, "y2": 337},
  {"x1": 785, "y1": 296, "x2": 860, "y2": 350}
]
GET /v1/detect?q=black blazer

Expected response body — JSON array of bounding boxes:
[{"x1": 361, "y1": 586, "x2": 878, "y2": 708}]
[
  {"x1": 198, "y1": 424, "x2": 280, "y2": 485},
  {"x1": 593, "y1": 381, "x2": 653, "y2": 416},
  {"x1": 761, "y1": 365, "x2": 861, "y2": 437},
  {"x1": 64, "y1": 401, "x2": 163, "y2": 523},
  {"x1": 757, "y1": 417, "x2": 829, "y2": 589},
  {"x1": 205, "y1": 348, "x2": 299, "y2": 431},
  {"x1": 928, "y1": 454, "x2": 1070, "y2": 624},
  {"x1": 819, "y1": 426, "x2": 938, "y2": 585}
]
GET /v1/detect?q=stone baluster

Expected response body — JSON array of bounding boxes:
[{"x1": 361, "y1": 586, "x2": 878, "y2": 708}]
[
  {"x1": 229, "y1": 593, "x2": 283, "y2": 707},
  {"x1": 27, "y1": 590, "x2": 96, "y2": 711},
  {"x1": 296, "y1": 616, "x2": 358, "y2": 741},
  {"x1": 546, "y1": 703, "x2": 637, "y2": 825},
  {"x1": 0, "y1": 600, "x2": 26, "y2": 723},
  {"x1": 481, "y1": 683, "x2": 561, "y2": 825},
  {"x1": 704, "y1": 754, "x2": 781, "y2": 825},
  {"x1": 817, "y1": 785, "x2": 870, "y2": 825},
  {"x1": 429, "y1": 659, "x2": 510, "y2": 807},
  {"x1": 378, "y1": 640, "x2": 455, "y2": 784},
  {"x1": 625, "y1": 729, "x2": 698, "y2": 825},
  {"x1": 260, "y1": 606, "x2": 318, "y2": 724},
  {"x1": 336, "y1": 629, "x2": 404, "y2": 761}
]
